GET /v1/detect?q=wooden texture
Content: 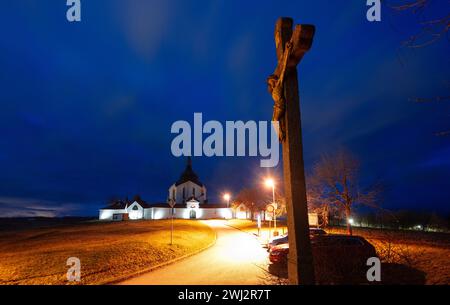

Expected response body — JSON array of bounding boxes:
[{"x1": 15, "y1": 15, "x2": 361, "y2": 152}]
[{"x1": 273, "y1": 17, "x2": 316, "y2": 285}]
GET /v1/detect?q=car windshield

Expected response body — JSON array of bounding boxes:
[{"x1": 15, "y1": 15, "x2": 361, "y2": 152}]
[{"x1": 270, "y1": 234, "x2": 287, "y2": 243}]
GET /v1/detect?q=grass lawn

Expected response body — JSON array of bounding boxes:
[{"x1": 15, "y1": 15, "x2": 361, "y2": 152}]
[{"x1": 0, "y1": 219, "x2": 215, "y2": 285}]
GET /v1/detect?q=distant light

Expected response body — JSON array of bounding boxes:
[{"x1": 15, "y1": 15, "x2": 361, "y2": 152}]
[
  {"x1": 264, "y1": 178, "x2": 275, "y2": 188},
  {"x1": 223, "y1": 193, "x2": 230, "y2": 201},
  {"x1": 415, "y1": 225, "x2": 422, "y2": 230},
  {"x1": 348, "y1": 218, "x2": 354, "y2": 225}
]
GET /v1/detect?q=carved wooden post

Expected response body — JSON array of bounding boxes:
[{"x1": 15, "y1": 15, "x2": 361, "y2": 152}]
[{"x1": 272, "y1": 17, "x2": 316, "y2": 285}]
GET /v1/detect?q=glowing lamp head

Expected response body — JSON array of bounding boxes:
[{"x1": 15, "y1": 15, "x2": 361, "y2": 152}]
[
  {"x1": 264, "y1": 178, "x2": 275, "y2": 188},
  {"x1": 348, "y1": 218, "x2": 354, "y2": 225},
  {"x1": 223, "y1": 193, "x2": 230, "y2": 201}
]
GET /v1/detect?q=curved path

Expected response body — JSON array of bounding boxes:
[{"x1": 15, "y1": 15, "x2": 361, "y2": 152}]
[{"x1": 119, "y1": 220, "x2": 273, "y2": 285}]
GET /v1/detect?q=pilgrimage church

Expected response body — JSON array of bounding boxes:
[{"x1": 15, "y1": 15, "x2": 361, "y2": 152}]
[{"x1": 99, "y1": 158, "x2": 233, "y2": 221}]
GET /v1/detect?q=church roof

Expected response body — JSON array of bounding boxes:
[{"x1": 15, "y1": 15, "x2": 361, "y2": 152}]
[
  {"x1": 150, "y1": 203, "x2": 187, "y2": 208},
  {"x1": 102, "y1": 200, "x2": 128, "y2": 210},
  {"x1": 101, "y1": 195, "x2": 151, "y2": 210},
  {"x1": 186, "y1": 196, "x2": 201, "y2": 202},
  {"x1": 131, "y1": 195, "x2": 152, "y2": 208},
  {"x1": 175, "y1": 157, "x2": 203, "y2": 187}
]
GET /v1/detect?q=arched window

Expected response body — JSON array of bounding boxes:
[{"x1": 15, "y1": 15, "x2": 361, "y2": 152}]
[
  {"x1": 172, "y1": 189, "x2": 175, "y2": 200},
  {"x1": 132, "y1": 205, "x2": 139, "y2": 210},
  {"x1": 183, "y1": 187, "x2": 185, "y2": 199}
]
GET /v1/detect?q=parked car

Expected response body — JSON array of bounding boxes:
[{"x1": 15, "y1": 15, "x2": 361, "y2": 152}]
[
  {"x1": 309, "y1": 228, "x2": 327, "y2": 236},
  {"x1": 268, "y1": 234, "x2": 377, "y2": 266},
  {"x1": 267, "y1": 234, "x2": 288, "y2": 251},
  {"x1": 268, "y1": 243, "x2": 289, "y2": 263},
  {"x1": 267, "y1": 228, "x2": 327, "y2": 251}
]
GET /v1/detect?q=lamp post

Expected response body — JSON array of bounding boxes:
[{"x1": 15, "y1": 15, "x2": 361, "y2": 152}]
[
  {"x1": 265, "y1": 178, "x2": 277, "y2": 235},
  {"x1": 168, "y1": 199, "x2": 176, "y2": 245},
  {"x1": 223, "y1": 193, "x2": 231, "y2": 208},
  {"x1": 171, "y1": 207, "x2": 174, "y2": 245}
]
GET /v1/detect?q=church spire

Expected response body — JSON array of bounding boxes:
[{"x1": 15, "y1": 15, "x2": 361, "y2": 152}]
[{"x1": 175, "y1": 156, "x2": 203, "y2": 187}]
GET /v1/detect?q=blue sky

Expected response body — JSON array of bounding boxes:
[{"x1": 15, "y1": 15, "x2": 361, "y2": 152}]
[{"x1": 0, "y1": 1, "x2": 449, "y2": 217}]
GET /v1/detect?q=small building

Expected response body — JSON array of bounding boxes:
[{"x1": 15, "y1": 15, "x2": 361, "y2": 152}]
[{"x1": 234, "y1": 203, "x2": 251, "y2": 219}]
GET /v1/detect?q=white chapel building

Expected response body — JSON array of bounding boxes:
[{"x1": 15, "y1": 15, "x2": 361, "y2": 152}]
[{"x1": 99, "y1": 158, "x2": 233, "y2": 221}]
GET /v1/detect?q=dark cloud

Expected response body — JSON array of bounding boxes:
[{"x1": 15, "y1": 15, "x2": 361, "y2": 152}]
[
  {"x1": 0, "y1": 1, "x2": 448, "y2": 216},
  {"x1": 0, "y1": 197, "x2": 83, "y2": 217}
]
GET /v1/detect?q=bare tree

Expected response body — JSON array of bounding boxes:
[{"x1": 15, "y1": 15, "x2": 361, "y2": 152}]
[
  {"x1": 234, "y1": 187, "x2": 268, "y2": 220},
  {"x1": 386, "y1": 0, "x2": 450, "y2": 134},
  {"x1": 273, "y1": 194, "x2": 287, "y2": 219},
  {"x1": 234, "y1": 186, "x2": 287, "y2": 220},
  {"x1": 307, "y1": 177, "x2": 335, "y2": 227},
  {"x1": 387, "y1": 0, "x2": 449, "y2": 49},
  {"x1": 308, "y1": 149, "x2": 381, "y2": 235}
]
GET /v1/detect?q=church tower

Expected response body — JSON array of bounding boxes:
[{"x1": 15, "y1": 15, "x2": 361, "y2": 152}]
[{"x1": 168, "y1": 157, "x2": 207, "y2": 204}]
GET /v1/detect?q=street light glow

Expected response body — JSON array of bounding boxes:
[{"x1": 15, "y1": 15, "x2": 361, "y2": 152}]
[
  {"x1": 348, "y1": 218, "x2": 354, "y2": 225},
  {"x1": 264, "y1": 178, "x2": 275, "y2": 188},
  {"x1": 223, "y1": 193, "x2": 230, "y2": 201}
]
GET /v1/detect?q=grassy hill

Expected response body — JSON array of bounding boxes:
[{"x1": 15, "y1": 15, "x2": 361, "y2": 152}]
[{"x1": 0, "y1": 219, "x2": 215, "y2": 285}]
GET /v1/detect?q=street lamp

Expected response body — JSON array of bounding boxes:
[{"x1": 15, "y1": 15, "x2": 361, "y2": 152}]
[
  {"x1": 223, "y1": 193, "x2": 231, "y2": 208},
  {"x1": 264, "y1": 178, "x2": 277, "y2": 234}
]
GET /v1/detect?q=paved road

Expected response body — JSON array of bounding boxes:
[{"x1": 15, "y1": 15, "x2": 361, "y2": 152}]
[{"x1": 119, "y1": 220, "x2": 273, "y2": 285}]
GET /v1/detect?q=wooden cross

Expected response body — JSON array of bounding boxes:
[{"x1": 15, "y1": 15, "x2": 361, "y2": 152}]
[{"x1": 269, "y1": 17, "x2": 316, "y2": 285}]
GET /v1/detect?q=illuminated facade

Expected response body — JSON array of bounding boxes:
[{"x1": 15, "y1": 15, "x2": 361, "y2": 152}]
[{"x1": 99, "y1": 158, "x2": 233, "y2": 221}]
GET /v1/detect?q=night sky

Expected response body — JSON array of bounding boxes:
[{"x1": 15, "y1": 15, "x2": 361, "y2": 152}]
[{"x1": 0, "y1": 1, "x2": 448, "y2": 217}]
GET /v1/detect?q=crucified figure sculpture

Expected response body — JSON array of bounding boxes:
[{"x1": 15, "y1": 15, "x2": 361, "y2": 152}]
[{"x1": 267, "y1": 41, "x2": 293, "y2": 142}]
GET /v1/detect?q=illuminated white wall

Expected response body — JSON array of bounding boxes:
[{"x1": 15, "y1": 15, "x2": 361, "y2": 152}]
[
  {"x1": 201, "y1": 208, "x2": 232, "y2": 219},
  {"x1": 150, "y1": 207, "x2": 188, "y2": 220},
  {"x1": 144, "y1": 208, "x2": 153, "y2": 219},
  {"x1": 99, "y1": 209, "x2": 126, "y2": 220},
  {"x1": 152, "y1": 208, "x2": 172, "y2": 220},
  {"x1": 146, "y1": 207, "x2": 233, "y2": 220},
  {"x1": 100, "y1": 206, "x2": 234, "y2": 221},
  {"x1": 219, "y1": 208, "x2": 233, "y2": 219}
]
